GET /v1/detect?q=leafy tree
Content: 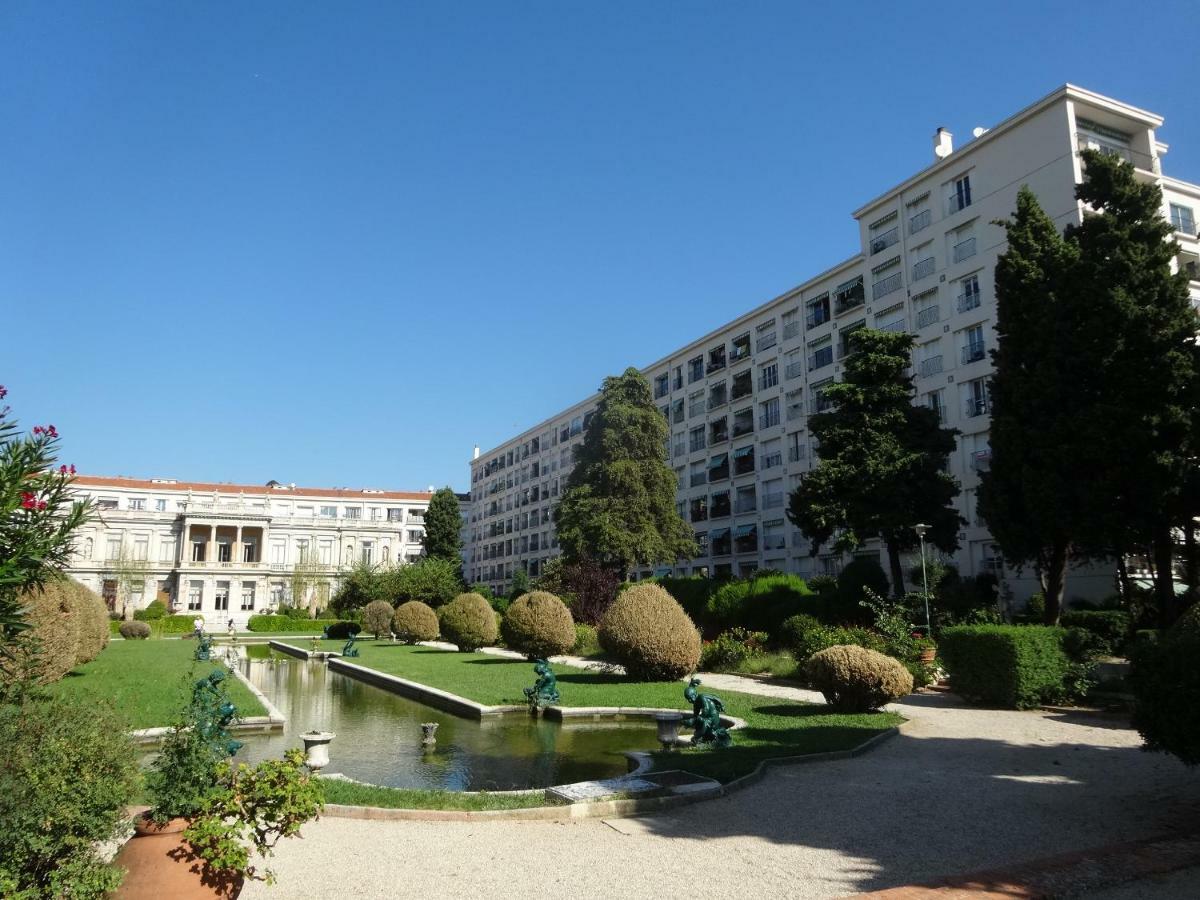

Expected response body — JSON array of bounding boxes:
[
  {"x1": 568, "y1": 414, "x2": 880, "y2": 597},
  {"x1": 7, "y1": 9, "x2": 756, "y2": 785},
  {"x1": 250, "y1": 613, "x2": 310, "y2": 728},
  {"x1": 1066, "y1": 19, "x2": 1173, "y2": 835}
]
[
  {"x1": 421, "y1": 487, "x2": 463, "y2": 563},
  {"x1": 507, "y1": 568, "x2": 530, "y2": 601},
  {"x1": 329, "y1": 561, "x2": 389, "y2": 617},
  {"x1": 389, "y1": 556, "x2": 461, "y2": 608},
  {"x1": 554, "y1": 368, "x2": 696, "y2": 575},
  {"x1": 104, "y1": 538, "x2": 152, "y2": 621},
  {"x1": 0, "y1": 386, "x2": 91, "y2": 646},
  {"x1": 978, "y1": 187, "x2": 1083, "y2": 624},
  {"x1": 787, "y1": 330, "x2": 963, "y2": 595},
  {"x1": 288, "y1": 548, "x2": 329, "y2": 618},
  {"x1": 1064, "y1": 150, "x2": 1200, "y2": 625}
]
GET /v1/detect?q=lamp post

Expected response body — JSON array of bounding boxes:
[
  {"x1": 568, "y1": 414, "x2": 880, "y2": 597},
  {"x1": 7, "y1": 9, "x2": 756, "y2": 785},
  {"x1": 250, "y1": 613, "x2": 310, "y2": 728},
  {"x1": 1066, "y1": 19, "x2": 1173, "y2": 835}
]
[{"x1": 914, "y1": 523, "x2": 931, "y2": 637}]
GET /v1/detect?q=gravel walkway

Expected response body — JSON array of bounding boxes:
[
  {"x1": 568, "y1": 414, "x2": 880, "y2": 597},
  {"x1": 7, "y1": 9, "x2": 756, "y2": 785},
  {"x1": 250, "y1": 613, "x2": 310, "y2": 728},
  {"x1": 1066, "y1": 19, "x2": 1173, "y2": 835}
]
[{"x1": 243, "y1": 684, "x2": 1199, "y2": 900}]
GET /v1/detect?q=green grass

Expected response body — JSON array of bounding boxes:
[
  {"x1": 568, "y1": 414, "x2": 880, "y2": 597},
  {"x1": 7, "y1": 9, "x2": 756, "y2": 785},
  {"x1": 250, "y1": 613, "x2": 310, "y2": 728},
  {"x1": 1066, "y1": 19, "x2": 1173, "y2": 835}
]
[
  {"x1": 43, "y1": 640, "x2": 268, "y2": 730},
  {"x1": 290, "y1": 640, "x2": 902, "y2": 783},
  {"x1": 319, "y1": 778, "x2": 549, "y2": 810},
  {"x1": 725, "y1": 650, "x2": 803, "y2": 680}
]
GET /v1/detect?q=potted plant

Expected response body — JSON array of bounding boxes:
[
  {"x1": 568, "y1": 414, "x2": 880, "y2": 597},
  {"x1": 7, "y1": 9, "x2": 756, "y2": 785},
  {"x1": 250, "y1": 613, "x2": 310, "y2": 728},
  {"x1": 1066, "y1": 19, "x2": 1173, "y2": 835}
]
[{"x1": 114, "y1": 669, "x2": 323, "y2": 898}]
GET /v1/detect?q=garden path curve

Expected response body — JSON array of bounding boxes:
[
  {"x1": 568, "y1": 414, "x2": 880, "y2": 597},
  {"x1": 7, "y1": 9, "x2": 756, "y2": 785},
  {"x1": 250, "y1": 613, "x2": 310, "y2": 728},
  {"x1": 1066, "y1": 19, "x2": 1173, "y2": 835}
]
[{"x1": 242, "y1": 685, "x2": 1200, "y2": 899}]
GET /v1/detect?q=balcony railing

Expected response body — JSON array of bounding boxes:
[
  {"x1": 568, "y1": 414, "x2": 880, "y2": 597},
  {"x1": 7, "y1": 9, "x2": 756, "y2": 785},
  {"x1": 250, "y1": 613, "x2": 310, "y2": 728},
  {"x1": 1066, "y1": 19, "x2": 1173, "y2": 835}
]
[
  {"x1": 869, "y1": 225, "x2": 899, "y2": 255},
  {"x1": 919, "y1": 355, "x2": 944, "y2": 377},
  {"x1": 689, "y1": 438, "x2": 706, "y2": 453},
  {"x1": 706, "y1": 359, "x2": 726, "y2": 375},
  {"x1": 909, "y1": 208, "x2": 932, "y2": 234},
  {"x1": 707, "y1": 395, "x2": 726, "y2": 411},
  {"x1": 965, "y1": 396, "x2": 990, "y2": 418},
  {"x1": 763, "y1": 535, "x2": 786, "y2": 550},
  {"x1": 947, "y1": 193, "x2": 971, "y2": 215},
  {"x1": 871, "y1": 271, "x2": 903, "y2": 300},
  {"x1": 690, "y1": 473, "x2": 708, "y2": 487},
  {"x1": 972, "y1": 449, "x2": 992, "y2": 472},
  {"x1": 759, "y1": 410, "x2": 780, "y2": 430},
  {"x1": 756, "y1": 332, "x2": 777, "y2": 353},
  {"x1": 787, "y1": 446, "x2": 806, "y2": 462},
  {"x1": 957, "y1": 290, "x2": 981, "y2": 313},
  {"x1": 783, "y1": 321, "x2": 801, "y2": 340},
  {"x1": 732, "y1": 419, "x2": 754, "y2": 438},
  {"x1": 961, "y1": 342, "x2": 986, "y2": 365},
  {"x1": 786, "y1": 404, "x2": 804, "y2": 422},
  {"x1": 912, "y1": 257, "x2": 935, "y2": 281},
  {"x1": 785, "y1": 361, "x2": 803, "y2": 380},
  {"x1": 806, "y1": 308, "x2": 831, "y2": 329},
  {"x1": 916, "y1": 304, "x2": 940, "y2": 328},
  {"x1": 878, "y1": 319, "x2": 907, "y2": 334},
  {"x1": 952, "y1": 237, "x2": 977, "y2": 263},
  {"x1": 735, "y1": 498, "x2": 757, "y2": 514},
  {"x1": 689, "y1": 399, "x2": 706, "y2": 417},
  {"x1": 763, "y1": 492, "x2": 785, "y2": 509},
  {"x1": 730, "y1": 344, "x2": 751, "y2": 363},
  {"x1": 763, "y1": 452, "x2": 782, "y2": 469}
]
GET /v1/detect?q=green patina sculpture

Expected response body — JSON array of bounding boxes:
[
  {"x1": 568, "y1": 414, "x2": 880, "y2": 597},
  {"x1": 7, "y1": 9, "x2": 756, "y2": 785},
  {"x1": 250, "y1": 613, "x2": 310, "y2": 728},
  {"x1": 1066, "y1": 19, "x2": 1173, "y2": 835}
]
[
  {"x1": 341, "y1": 633, "x2": 360, "y2": 658},
  {"x1": 193, "y1": 633, "x2": 214, "y2": 661},
  {"x1": 683, "y1": 677, "x2": 731, "y2": 747},
  {"x1": 195, "y1": 669, "x2": 244, "y2": 755},
  {"x1": 523, "y1": 658, "x2": 560, "y2": 708}
]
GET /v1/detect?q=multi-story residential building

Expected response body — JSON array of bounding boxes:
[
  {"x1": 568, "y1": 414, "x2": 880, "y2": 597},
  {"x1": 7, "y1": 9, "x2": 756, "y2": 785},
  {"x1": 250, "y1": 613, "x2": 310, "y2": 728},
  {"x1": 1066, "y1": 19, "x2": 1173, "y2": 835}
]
[
  {"x1": 66, "y1": 475, "x2": 433, "y2": 627},
  {"x1": 464, "y1": 85, "x2": 1200, "y2": 599}
]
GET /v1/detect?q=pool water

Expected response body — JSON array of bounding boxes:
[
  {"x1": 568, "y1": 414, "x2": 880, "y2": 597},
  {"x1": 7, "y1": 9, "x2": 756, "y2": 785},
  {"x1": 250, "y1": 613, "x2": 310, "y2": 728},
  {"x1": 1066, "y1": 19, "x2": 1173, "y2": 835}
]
[{"x1": 231, "y1": 651, "x2": 657, "y2": 791}]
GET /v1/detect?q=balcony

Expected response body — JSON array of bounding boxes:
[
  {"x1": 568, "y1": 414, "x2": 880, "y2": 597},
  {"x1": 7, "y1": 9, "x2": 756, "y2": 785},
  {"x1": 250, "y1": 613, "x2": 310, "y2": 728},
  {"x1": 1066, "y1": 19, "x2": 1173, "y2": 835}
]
[
  {"x1": 878, "y1": 319, "x2": 907, "y2": 333},
  {"x1": 916, "y1": 304, "x2": 940, "y2": 328},
  {"x1": 787, "y1": 445, "x2": 806, "y2": 462},
  {"x1": 786, "y1": 404, "x2": 804, "y2": 422},
  {"x1": 783, "y1": 321, "x2": 801, "y2": 340},
  {"x1": 965, "y1": 396, "x2": 990, "y2": 418},
  {"x1": 730, "y1": 342, "x2": 751, "y2": 363},
  {"x1": 762, "y1": 492, "x2": 785, "y2": 510},
  {"x1": 706, "y1": 395, "x2": 726, "y2": 411},
  {"x1": 785, "y1": 361, "x2": 803, "y2": 380},
  {"x1": 756, "y1": 332, "x2": 777, "y2": 353},
  {"x1": 957, "y1": 289, "x2": 981, "y2": 313},
  {"x1": 947, "y1": 193, "x2": 971, "y2": 215},
  {"x1": 689, "y1": 399, "x2": 706, "y2": 417},
  {"x1": 732, "y1": 417, "x2": 755, "y2": 438},
  {"x1": 871, "y1": 271, "x2": 903, "y2": 301},
  {"x1": 735, "y1": 497, "x2": 757, "y2": 514},
  {"x1": 690, "y1": 472, "x2": 708, "y2": 487},
  {"x1": 912, "y1": 257, "x2": 935, "y2": 281},
  {"x1": 806, "y1": 307, "x2": 831, "y2": 329},
  {"x1": 919, "y1": 355, "x2": 944, "y2": 377},
  {"x1": 689, "y1": 437, "x2": 706, "y2": 453},
  {"x1": 763, "y1": 534, "x2": 786, "y2": 551},
  {"x1": 952, "y1": 237, "x2": 977, "y2": 263},
  {"x1": 961, "y1": 342, "x2": 986, "y2": 365},
  {"x1": 909, "y1": 208, "x2": 932, "y2": 235},
  {"x1": 869, "y1": 225, "x2": 899, "y2": 255},
  {"x1": 834, "y1": 280, "x2": 866, "y2": 314},
  {"x1": 759, "y1": 409, "x2": 780, "y2": 430},
  {"x1": 972, "y1": 449, "x2": 992, "y2": 472},
  {"x1": 706, "y1": 358, "x2": 726, "y2": 375}
]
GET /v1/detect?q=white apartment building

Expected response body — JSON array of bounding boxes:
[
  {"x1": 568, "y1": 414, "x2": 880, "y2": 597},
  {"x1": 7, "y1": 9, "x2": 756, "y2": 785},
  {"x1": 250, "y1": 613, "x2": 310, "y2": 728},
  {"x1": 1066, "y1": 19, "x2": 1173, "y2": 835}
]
[
  {"x1": 66, "y1": 475, "x2": 433, "y2": 627},
  {"x1": 463, "y1": 85, "x2": 1200, "y2": 600}
]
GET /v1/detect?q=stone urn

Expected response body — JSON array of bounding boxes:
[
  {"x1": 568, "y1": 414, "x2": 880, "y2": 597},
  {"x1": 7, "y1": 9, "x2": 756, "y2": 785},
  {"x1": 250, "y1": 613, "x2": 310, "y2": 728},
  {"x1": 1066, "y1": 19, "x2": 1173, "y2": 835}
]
[
  {"x1": 112, "y1": 813, "x2": 242, "y2": 899},
  {"x1": 655, "y1": 712, "x2": 684, "y2": 750},
  {"x1": 301, "y1": 731, "x2": 335, "y2": 772}
]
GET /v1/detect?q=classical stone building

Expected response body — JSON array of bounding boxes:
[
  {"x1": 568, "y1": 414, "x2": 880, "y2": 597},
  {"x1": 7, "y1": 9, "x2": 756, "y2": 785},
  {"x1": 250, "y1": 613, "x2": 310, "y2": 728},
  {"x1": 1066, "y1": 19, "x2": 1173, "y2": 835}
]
[{"x1": 67, "y1": 475, "x2": 433, "y2": 627}]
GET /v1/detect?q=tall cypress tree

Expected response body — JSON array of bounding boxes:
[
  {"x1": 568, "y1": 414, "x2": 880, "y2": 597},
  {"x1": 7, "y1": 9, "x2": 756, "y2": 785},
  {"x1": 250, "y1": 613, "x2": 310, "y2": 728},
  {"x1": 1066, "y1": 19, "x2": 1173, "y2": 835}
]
[
  {"x1": 787, "y1": 329, "x2": 962, "y2": 594},
  {"x1": 1067, "y1": 150, "x2": 1200, "y2": 624},
  {"x1": 554, "y1": 368, "x2": 697, "y2": 576},
  {"x1": 421, "y1": 487, "x2": 463, "y2": 563},
  {"x1": 978, "y1": 187, "x2": 1084, "y2": 624}
]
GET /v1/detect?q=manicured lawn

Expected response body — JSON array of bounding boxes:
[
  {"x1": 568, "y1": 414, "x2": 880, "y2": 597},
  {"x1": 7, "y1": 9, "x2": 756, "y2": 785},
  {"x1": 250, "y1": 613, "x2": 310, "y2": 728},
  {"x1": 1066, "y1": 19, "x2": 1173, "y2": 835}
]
[
  {"x1": 44, "y1": 640, "x2": 267, "y2": 730},
  {"x1": 319, "y1": 779, "x2": 549, "y2": 810},
  {"x1": 292, "y1": 640, "x2": 902, "y2": 783}
]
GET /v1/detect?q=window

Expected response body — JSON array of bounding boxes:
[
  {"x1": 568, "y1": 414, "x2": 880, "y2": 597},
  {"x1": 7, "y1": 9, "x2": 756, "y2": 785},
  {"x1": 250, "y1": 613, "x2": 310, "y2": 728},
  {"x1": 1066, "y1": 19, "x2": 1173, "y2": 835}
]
[
  {"x1": 761, "y1": 438, "x2": 783, "y2": 469},
  {"x1": 97, "y1": 498, "x2": 118, "y2": 510},
  {"x1": 320, "y1": 505, "x2": 337, "y2": 518},
  {"x1": 733, "y1": 444, "x2": 755, "y2": 475},
  {"x1": 155, "y1": 498, "x2": 167, "y2": 511},
  {"x1": 690, "y1": 497, "x2": 708, "y2": 522},
  {"x1": 756, "y1": 320, "x2": 777, "y2": 352},
  {"x1": 926, "y1": 389, "x2": 945, "y2": 423},
  {"x1": 192, "y1": 540, "x2": 206, "y2": 562},
  {"x1": 709, "y1": 416, "x2": 728, "y2": 445},
  {"x1": 759, "y1": 362, "x2": 778, "y2": 390},
  {"x1": 241, "y1": 581, "x2": 256, "y2": 611},
  {"x1": 759, "y1": 397, "x2": 780, "y2": 429},
  {"x1": 654, "y1": 373, "x2": 669, "y2": 399},
  {"x1": 732, "y1": 407, "x2": 754, "y2": 437},
  {"x1": 1170, "y1": 203, "x2": 1196, "y2": 236},
  {"x1": 361, "y1": 542, "x2": 374, "y2": 565},
  {"x1": 915, "y1": 288, "x2": 940, "y2": 327},
  {"x1": 690, "y1": 460, "x2": 708, "y2": 487},
  {"x1": 735, "y1": 485, "x2": 757, "y2": 514},
  {"x1": 710, "y1": 491, "x2": 731, "y2": 518},
  {"x1": 910, "y1": 241, "x2": 935, "y2": 282},
  {"x1": 689, "y1": 425, "x2": 706, "y2": 453},
  {"x1": 217, "y1": 541, "x2": 231, "y2": 563},
  {"x1": 673, "y1": 433, "x2": 686, "y2": 458},
  {"x1": 762, "y1": 479, "x2": 785, "y2": 510},
  {"x1": 788, "y1": 431, "x2": 806, "y2": 462},
  {"x1": 570, "y1": 415, "x2": 583, "y2": 436},
  {"x1": 188, "y1": 581, "x2": 203, "y2": 611},
  {"x1": 870, "y1": 259, "x2": 902, "y2": 301},
  {"x1": 947, "y1": 173, "x2": 972, "y2": 214},
  {"x1": 957, "y1": 274, "x2": 981, "y2": 312},
  {"x1": 270, "y1": 582, "x2": 285, "y2": 606},
  {"x1": 731, "y1": 333, "x2": 751, "y2": 362},
  {"x1": 951, "y1": 225, "x2": 977, "y2": 264},
  {"x1": 812, "y1": 379, "x2": 835, "y2": 414},
  {"x1": 215, "y1": 581, "x2": 230, "y2": 612},
  {"x1": 961, "y1": 324, "x2": 986, "y2": 364},
  {"x1": 964, "y1": 379, "x2": 990, "y2": 417},
  {"x1": 707, "y1": 381, "x2": 727, "y2": 410},
  {"x1": 673, "y1": 366, "x2": 683, "y2": 391},
  {"x1": 808, "y1": 339, "x2": 833, "y2": 372},
  {"x1": 671, "y1": 398, "x2": 685, "y2": 424},
  {"x1": 909, "y1": 205, "x2": 932, "y2": 236},
  {"x1": 734, "y1": 523, "x2": 758, "y2": 554},
  {"x1": 782, "y1": 309, "x2": 800, "y2": 340},
  {"x1": 694, "y1": 530, "x2": 709, "y2": 556},
  {"x1": 731, "y1": 369, "x2": 752, "y2": 400},
  {"x1": 708, "y1": 453, "x2": 730, "y2": 482},
  {"x1": 835, "y1": 275, "x2": 867, "y2": 312},
  {"x1": 806, "y1": 293, "x2": 831, "y2": 328},
  {"x1": 387, "y1": 507, "x2": 403, "y2": 522},
  {"x1": 706, "y1": 346, "x2": 726, "y2": 375},
  {"x1": 763, "y1": 519, "x2": 786, "y2": 550},
  {"x1": 869, "y1": 213, "x2": 899, "y2": 254},
  {"x1": 839, "y1": 321, "x2": 866, "y2": 359},
  {"x1": 408, "y1": 529, "x2": 423, "y2": 543},
  {"x1": 785, "y1": 389, "x2": 804, "y2": 422},
  {"x1": 344, "y1": 507, "x2": 361, "y2": 519},
  {"x1": 710, "y1": 527, "x2": 732, "y2": 556},
  {"x1": 159, "y1": 539, "x2": 176, "y2": 562},
  {"x1": 128, "y1": 498, "x2": 145, "y2": 510}
]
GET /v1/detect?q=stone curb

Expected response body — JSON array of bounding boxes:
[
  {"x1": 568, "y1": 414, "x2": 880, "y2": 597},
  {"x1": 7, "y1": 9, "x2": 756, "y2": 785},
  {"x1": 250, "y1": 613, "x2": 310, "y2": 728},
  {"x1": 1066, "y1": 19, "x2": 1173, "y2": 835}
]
[
  {"x1": 229, "y1": 661, "x2": 286, "y2": 725},
  {"x1": 849, "y1": 830, "x2": 1200, "y2": 898}
]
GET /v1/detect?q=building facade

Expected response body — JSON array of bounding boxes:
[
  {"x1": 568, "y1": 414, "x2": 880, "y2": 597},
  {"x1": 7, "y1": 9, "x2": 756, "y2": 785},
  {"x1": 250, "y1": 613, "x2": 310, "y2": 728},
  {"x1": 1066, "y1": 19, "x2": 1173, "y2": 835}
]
[
  {"x1": 464, "y1": 85, "x2": 1200, "y2": 599},
  {"x1": 67, "y1": 475, "x2": 433, "y2": 627}
]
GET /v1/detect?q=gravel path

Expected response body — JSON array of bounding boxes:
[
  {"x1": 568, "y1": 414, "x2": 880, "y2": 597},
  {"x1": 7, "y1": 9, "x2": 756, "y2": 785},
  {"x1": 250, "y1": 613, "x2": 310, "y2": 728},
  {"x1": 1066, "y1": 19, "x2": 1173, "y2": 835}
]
[{"x1": 243, "y1": 687, "x2": 1199, "y2": 900}]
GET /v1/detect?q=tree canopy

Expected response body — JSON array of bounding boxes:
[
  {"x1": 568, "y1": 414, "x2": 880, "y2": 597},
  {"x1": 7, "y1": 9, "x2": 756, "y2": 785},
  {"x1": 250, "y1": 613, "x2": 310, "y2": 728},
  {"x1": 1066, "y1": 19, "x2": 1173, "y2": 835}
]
[
  {"x1": 554, "y1": 368, "x2": 696, "y2": 575},
  {"x1": 421, "y1": 487, "x2": 463, "y2": 563},
  {"x1": 787, "y1": 329, "x2": 963, "y2": 594}
]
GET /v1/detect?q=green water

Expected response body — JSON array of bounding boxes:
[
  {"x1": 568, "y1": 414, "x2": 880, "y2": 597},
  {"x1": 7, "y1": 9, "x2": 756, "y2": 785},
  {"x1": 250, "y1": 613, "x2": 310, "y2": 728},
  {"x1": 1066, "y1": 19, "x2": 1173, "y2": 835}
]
[{"x1": 232, "y1": 651, "x2": 657, "y2": 791}]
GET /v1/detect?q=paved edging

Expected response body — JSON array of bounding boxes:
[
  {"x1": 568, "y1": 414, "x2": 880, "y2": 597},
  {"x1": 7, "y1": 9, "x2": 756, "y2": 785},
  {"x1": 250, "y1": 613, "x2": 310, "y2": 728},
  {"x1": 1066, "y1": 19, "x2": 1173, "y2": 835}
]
[{"x1": 230, "y1": 660, "x2": 286, "y2": 724}]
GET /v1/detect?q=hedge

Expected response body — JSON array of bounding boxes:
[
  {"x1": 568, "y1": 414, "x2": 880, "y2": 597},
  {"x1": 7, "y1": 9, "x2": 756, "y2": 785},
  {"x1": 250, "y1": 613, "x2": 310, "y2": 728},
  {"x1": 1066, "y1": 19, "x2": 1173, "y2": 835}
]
[
  {"x1": 1130, "y1": 630, "x2": 1200, "y2": 765},
  {"x1": 158, "y1": 615, "x2": 200, "y2": 634},
  {"x1": 938, "y1": 625, "x2": 1069, "y2": 709},
  {"x1": 1060, "y1": 610, "x2": 1131, "y2": 657},
  {"x1": 246, "y1": 615, "x2": 341, "y2": 633}
]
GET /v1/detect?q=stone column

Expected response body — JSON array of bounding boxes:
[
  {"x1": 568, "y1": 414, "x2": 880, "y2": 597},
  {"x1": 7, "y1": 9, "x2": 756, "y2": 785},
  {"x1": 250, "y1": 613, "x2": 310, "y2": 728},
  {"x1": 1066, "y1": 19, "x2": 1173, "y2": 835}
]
[{"x1": 236, "y1": 525, "x2": 244, "y2": 563}]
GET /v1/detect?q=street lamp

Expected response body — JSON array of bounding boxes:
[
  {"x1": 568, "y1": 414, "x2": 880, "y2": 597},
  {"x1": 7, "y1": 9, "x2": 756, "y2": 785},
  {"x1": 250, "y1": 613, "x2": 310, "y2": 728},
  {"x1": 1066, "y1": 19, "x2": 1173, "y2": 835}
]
[{"x1": 914, "y1": 523, "x2": 932, "y2": 637}]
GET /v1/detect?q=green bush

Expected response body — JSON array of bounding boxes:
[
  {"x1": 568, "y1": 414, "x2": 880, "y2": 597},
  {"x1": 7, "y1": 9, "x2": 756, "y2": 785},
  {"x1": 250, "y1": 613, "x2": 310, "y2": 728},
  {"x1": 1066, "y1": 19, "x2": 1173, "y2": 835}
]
[
  {"x1": 118, "y1": 621, "x2": 151, "y2": 640},
  {"x1": 281, "y1": 605, "x2": 312, "y2": 620},
  {"x1": 706, "y1": 573, "x2": 816, "y2": 634},
  {"x1": 780, "y1": 614, "x2": 837, "y2": 660},
  {"x1": 1130, "y1": 628, "x2": 1200, "y2": 765},
  {"x1": 1061, "y1": 610, "x2": 1132, "y2": 657},
  {"x1": 572, "y1": 623, "x2": 600, "y2": 656},
  {"x1": 700, "y1": 628, "x2": 769, "y2": 671},
  {"x1": 324, "y1": 620, "x2": 361, "y2": 640},
  {"x1": 805, "y1": 645, "x2": 913, "y2": 712},
  {"x1": 1173, "y1": 603, "x2": 1200, "y2": 639},
  {"x1": 362, "y1": 600, "x2": 395, "y2": 639},
  {"x1": 2, "y1": 582, "x2": 80, "y2": 685},
  {"x1": 599, "y1": 583, "x2": 701, "y2": 680},
  {"x1": 246, "y1": 615, "x2": 338, "y2": 633},
  {"x1": 0, "y1": 695, "x2": 141, "y2": 899},
  {"x1": 653, "y1": 576, "x2": 716, "y2": 629},
  {"x1": 939, "y1": 625, "x2": 1071, "y2": 709},
  {"x1": 830, "y1": 558, "x2": 889, "y2": 624},
  {"x1": 438, "y1": 593, "x2": 498, "y2": 651},
  {"x1": 501, "y1": 591, "x2": 575, "y2": 658},
  {"x1": 158, "y1": 614, "x2": 200, "y2": 634},
  {"x1": 391, "y1": 601, "x2": 439, "y2": 644},
  {"x1": 134, "y1": 600, "x2": 167, "y2": 622},
  {"x1": 69, "y1": 582, "x2": 109, "y2": 666}
]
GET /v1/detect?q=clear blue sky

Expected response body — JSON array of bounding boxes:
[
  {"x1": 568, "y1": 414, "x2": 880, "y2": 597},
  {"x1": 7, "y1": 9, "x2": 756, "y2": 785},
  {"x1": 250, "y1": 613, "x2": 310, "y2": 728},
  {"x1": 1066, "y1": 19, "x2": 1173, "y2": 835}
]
[{"x1": 4, "y1": 2, "x2": 1198, "y2": 493}]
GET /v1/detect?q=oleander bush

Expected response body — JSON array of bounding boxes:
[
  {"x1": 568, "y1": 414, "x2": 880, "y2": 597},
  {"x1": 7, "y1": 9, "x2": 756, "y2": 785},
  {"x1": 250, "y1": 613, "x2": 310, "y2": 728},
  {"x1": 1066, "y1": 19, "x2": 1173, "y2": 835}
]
[
  {"x1": 805, "y1": 644, "x2": 913, "y2": 712},
  {"x1": 118, "y1": 620, "x2": 151, "y2": 640},
  {"x1": 1060, "y1": 610, "x2": 1132, "y2": 657},
  {"x1": 391, "y1": 601, "x2": 439, "y2": 644},
  {"x1": 438, "y1": 593, "x2": 498, "y2": 652},
  {"x1": 572, "y1": 622, "x2": 600, "y2": 656},
  {"x1": 501, "y1": 591, "x2": 576, "y2": 658},
  {"x1": 0, "y1": 696, "x2": 141, "y2": 900},
  {"x1": 133, "y1": 600, "x2": 167, "y2": 622},
  {"x1": 245, "y1": 615, "x2": 339, "y2": 633},
  {"x1": 938, "y1": 625, "x2": 1071, "y2": 709},
  {"x1": 363, "y1": 600, "x2": 395, "y2": 639},
  {"x1": 70, "y1": 582, "x2": 109, "y2": 666},
  {"x1": 1130, "y1": 617, "x2": 1200, "y2": 765},
  {"x1": 598, "y1": 583, "x2": 701, "y2": 680}
]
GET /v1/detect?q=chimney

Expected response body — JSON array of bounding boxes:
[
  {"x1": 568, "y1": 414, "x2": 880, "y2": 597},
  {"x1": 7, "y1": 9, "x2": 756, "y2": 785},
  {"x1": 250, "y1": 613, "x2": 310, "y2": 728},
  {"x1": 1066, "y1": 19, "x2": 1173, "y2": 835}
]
[
  {"x1": 934, "y1": 127, "x2": 953, "y2": 160},
  {"x1": 472, "y1": 444, "x2": 480, "y2": 460}
]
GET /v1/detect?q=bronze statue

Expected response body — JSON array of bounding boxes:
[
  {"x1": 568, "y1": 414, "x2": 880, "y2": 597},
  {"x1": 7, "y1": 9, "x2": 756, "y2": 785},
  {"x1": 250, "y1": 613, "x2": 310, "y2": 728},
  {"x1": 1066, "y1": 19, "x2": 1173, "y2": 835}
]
[
  {"x1": 193, "y1": 633, "x2": 214, "y2": 661},
  {"x1": 683, "y1": 677, "x2": 731, "y2": 747},
  {"x1": 341, "y1": 632, "x2": 360, "y2": 658},
  {"x1": 523, "y1": 658, "x2": 560, "y2": 708}
]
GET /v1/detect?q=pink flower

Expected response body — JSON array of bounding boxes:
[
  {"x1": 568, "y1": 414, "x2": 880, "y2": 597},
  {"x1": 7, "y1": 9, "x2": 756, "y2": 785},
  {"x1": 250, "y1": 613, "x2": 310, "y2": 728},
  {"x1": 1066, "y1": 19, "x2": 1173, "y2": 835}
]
[
  {"x1": 37, "y1": 500, "x2": 47, "y2": 511},
  {"x1": 47, "y1": 425, "x2": 57, "y2": 438},
  {"x1": 0, "y1": 385, "x2": 7, "y2": 399},
  {"x1": 59, "y1": 465, "x2": 67, "y2": 474},
  {"x1": 69, "y1": 464, "x2": 76, "y2": 474},
  {"x1": 32, "y1": 426, "x2": 42, "y2": 435},
  {"x1": 21, "y1": 492, "x2": 36, "y2": 509}
]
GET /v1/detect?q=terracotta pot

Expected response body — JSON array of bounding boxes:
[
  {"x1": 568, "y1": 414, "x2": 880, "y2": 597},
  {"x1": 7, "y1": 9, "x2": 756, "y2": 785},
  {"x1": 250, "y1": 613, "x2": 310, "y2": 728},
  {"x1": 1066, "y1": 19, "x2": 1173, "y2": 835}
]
[
  {"x1": 112, "y1": 814, "x2": 243, "y2": 900},
  {"x1": 919, "y1": 647, "x2": 937, "y2": 664}
]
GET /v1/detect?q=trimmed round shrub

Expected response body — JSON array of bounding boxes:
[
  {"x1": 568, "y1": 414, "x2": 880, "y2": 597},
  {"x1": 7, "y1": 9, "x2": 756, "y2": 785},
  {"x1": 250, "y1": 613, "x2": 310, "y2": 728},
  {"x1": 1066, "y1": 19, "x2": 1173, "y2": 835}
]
[
  {"x1": 1, "y1": 582, "x2": 81, "y2": 685},
  {"x1": 133, "y1": 599, "x2": 167, "y2": 622},
  {"x1": 363, "y1": 600, "x2": 395, "y2": 639},
  {"x1": 324, "y1": 620, "x2": 362, "y2": 640},
  {"x1": 118, "y1": 620, "x2": 151, "y2": 640},
  {"x1": 392, "y1": 601, "x2": 439, "y2": 644},
  {"x1": 598, "y1": 583, "x2": 701, "y2": 680},
  {"x1": 805, "y1": 645, "x2": 913, "y2": 712},
  {"x1": 501, "y1": 591, "x2": 576, "y2": 658},
  {"x1": 438, "y1": 593, "x2": 498, "y2": 652},
  {"x1": 70, "y1": 582, "x2": 110, "y2": 666}
]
